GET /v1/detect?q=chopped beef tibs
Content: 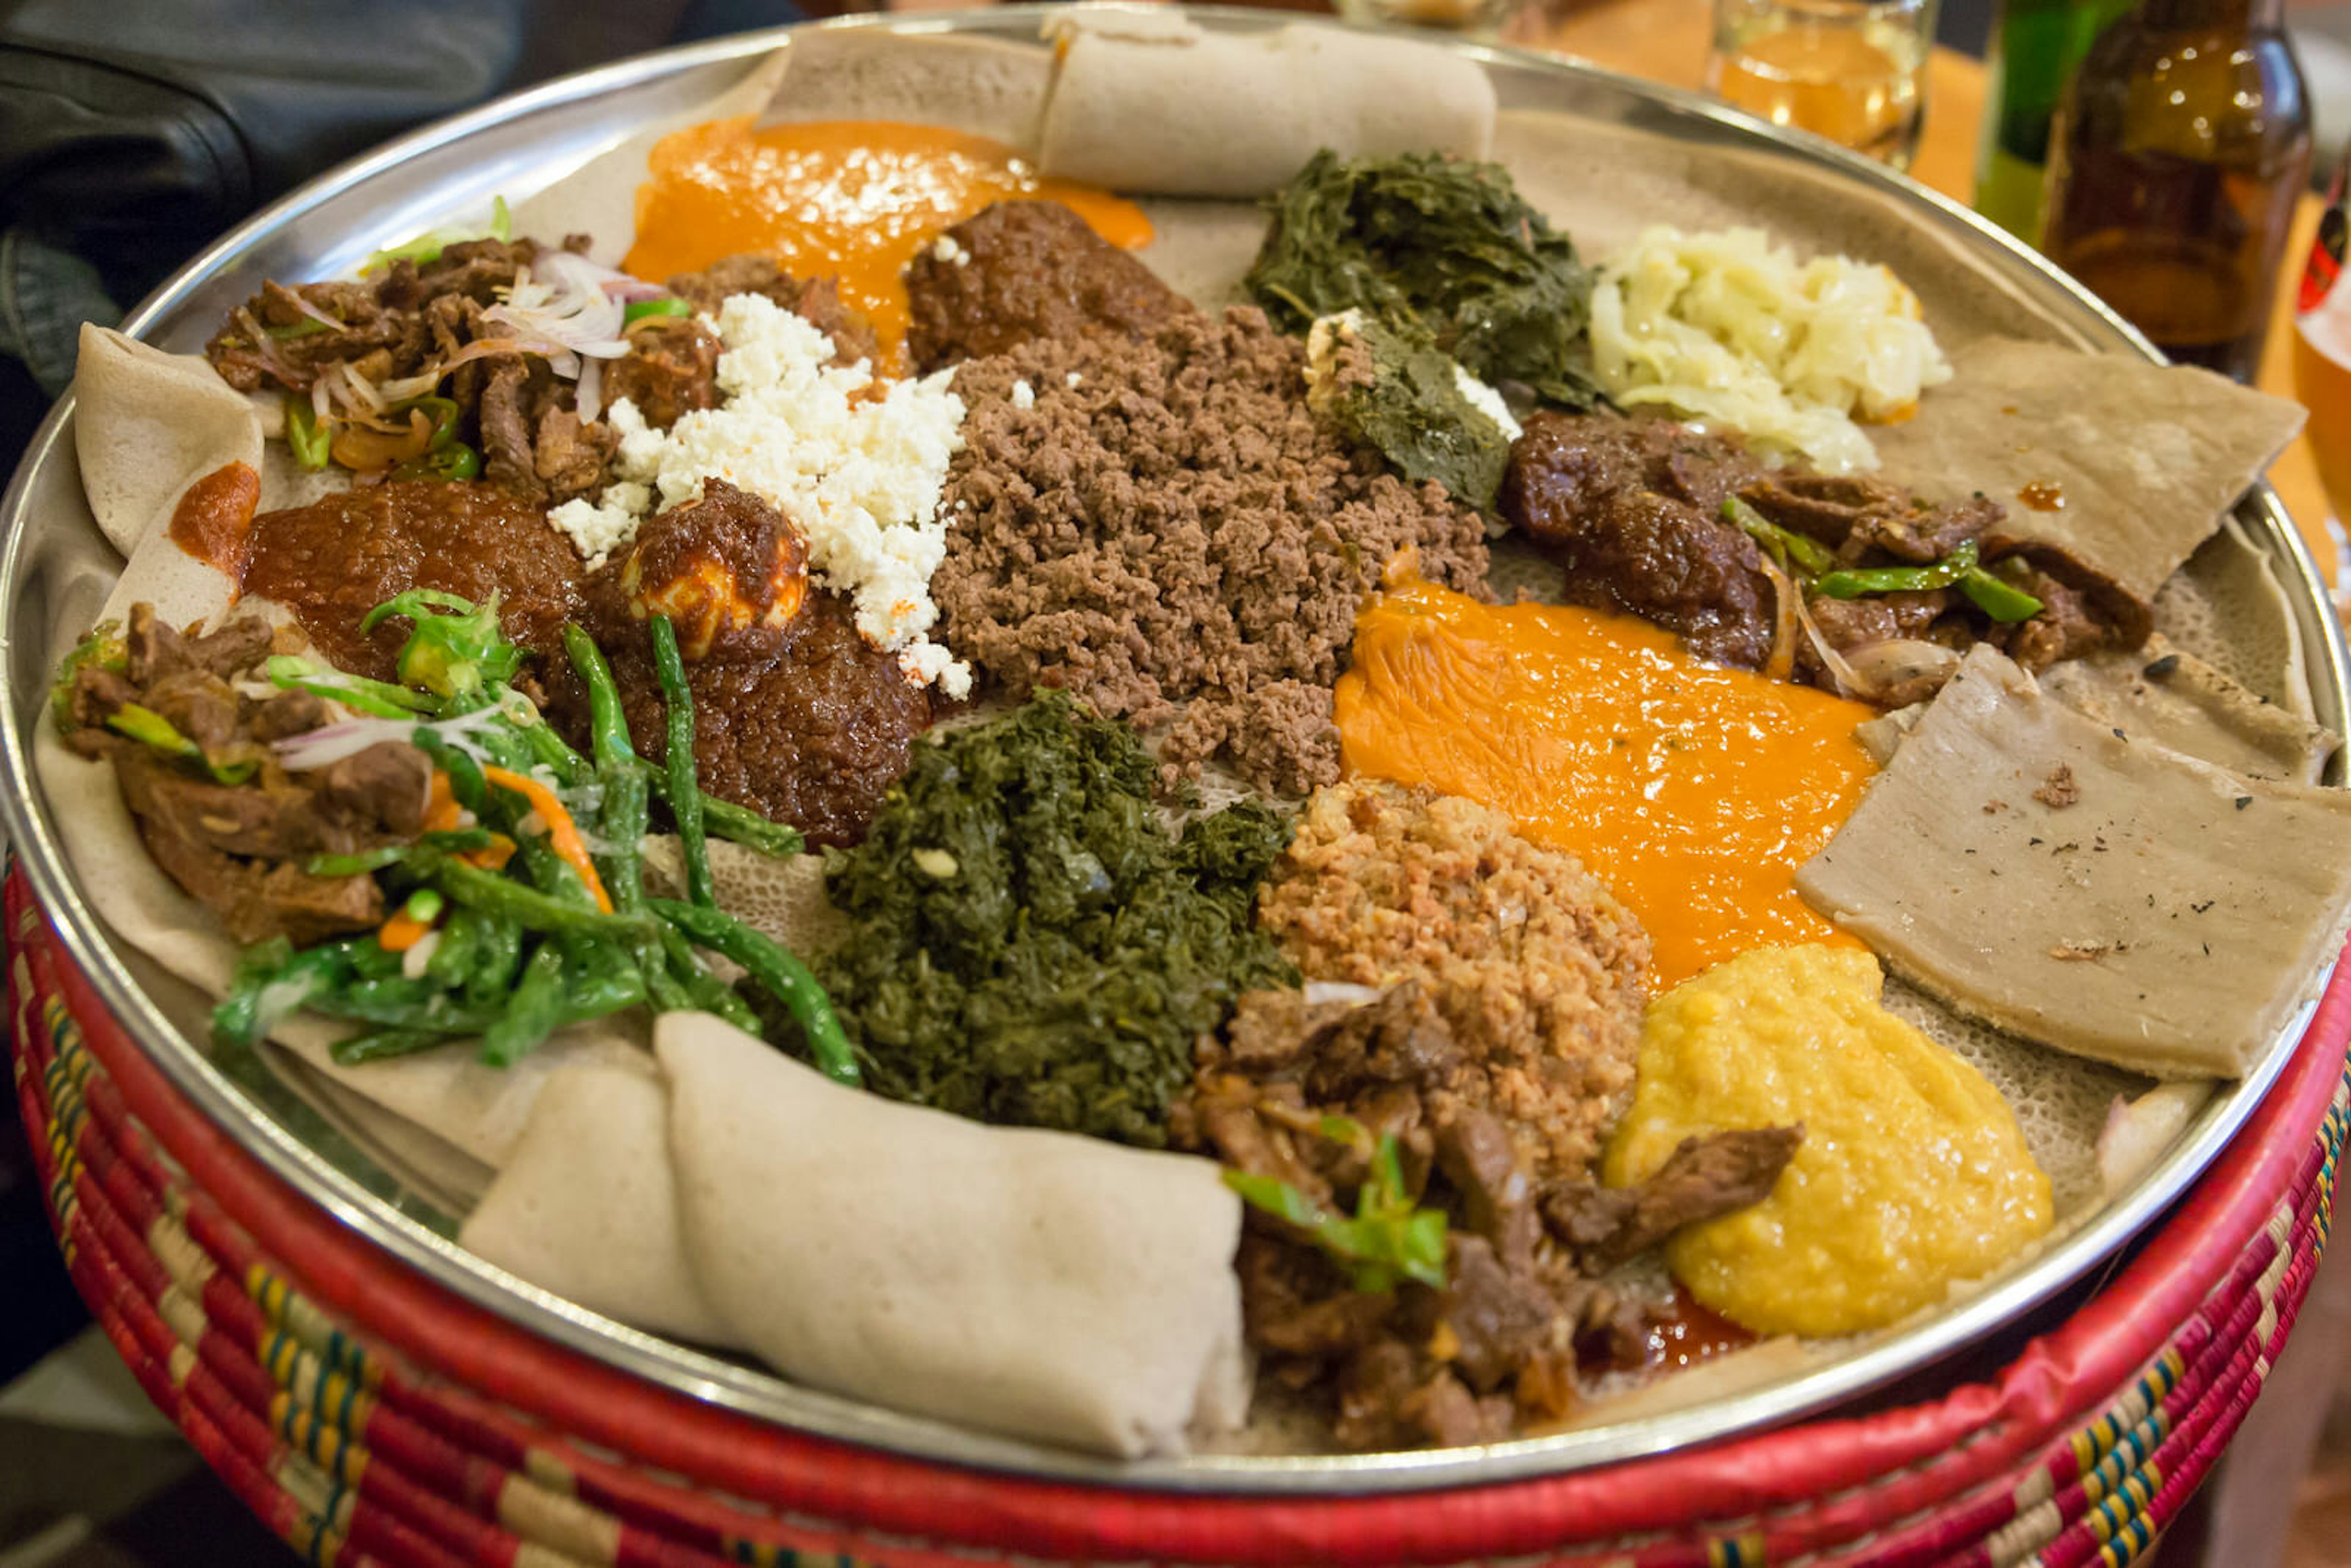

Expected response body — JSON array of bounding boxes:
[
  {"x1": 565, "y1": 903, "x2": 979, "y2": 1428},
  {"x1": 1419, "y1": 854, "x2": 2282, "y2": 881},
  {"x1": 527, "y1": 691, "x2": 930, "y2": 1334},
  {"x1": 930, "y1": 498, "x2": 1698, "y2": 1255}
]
[
  {"x1": 1539, "y1": 1126, "x2": 1803, "y2": 1274},
  {"x1": 1499, "y1": 409, "x2": 2137, "y2": 700},
  {"x1": 665, "y1": 257, "x2": 880, "y2": 371},
  {"x1": 202, "y1": 244, "x2": 877, "y2": 505},
  {"x1": 1181, "y1": 981, "x2": 1798, "y2": 1451},
  {"x1": 59, "y1": 604, "x2": 430, "y2": 945}
]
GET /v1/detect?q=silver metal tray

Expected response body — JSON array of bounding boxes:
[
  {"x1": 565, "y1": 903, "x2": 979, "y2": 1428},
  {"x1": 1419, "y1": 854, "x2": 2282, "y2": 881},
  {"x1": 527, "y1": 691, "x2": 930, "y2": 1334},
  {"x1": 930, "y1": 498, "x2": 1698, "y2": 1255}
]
[{"x1": 1, "y1": 7, "x2": 2341, "y2": 1495}]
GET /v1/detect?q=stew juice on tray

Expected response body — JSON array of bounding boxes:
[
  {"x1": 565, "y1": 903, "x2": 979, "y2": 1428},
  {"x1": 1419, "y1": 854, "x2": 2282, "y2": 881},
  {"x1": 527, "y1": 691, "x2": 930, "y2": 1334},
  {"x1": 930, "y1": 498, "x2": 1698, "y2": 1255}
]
[{"x1": 38, "y1": 13, "x2": 2351, "y2": 1462}]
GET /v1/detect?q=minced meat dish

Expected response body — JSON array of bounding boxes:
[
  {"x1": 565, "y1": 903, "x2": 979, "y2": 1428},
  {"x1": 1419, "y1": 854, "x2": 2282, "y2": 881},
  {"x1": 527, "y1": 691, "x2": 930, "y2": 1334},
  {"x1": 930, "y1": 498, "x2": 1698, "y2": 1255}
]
[
  {"x1": 935, "y1": 308, "x2": 1490, "y2": 797},
  {"x1": 1252, "y1": 780, "x2": 1649, "y2": 1183}
]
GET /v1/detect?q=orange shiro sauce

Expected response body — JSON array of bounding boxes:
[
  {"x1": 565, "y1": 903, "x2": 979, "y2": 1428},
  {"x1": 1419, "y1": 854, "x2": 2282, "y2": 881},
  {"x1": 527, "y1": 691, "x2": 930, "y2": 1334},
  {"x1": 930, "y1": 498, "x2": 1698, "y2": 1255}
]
[
  {"x1": 623, "y1": 119, "x2": 1153, "y2": 358},
  {"x1": 1335, "y1": 576, "x2": 1878, "y2": 988}
]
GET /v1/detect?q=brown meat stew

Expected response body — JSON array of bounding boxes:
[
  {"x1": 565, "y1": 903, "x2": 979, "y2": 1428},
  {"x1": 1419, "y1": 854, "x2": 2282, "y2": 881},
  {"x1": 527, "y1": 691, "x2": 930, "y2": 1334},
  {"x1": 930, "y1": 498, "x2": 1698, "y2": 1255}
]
[
  {"x1": 1501, "y1": 410, "x2": 2139, "y2": 705},
  {"x1": 1178, "y1": 985, "x2": 1798, "y2": 1449}
]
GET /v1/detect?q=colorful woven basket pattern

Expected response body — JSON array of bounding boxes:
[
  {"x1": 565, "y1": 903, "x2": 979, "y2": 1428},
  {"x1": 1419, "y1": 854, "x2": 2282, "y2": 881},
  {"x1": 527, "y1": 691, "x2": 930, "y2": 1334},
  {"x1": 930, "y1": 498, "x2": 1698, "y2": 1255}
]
[{"x1": 8, "y1": 865, "x2": 2348, "y2": 1568}]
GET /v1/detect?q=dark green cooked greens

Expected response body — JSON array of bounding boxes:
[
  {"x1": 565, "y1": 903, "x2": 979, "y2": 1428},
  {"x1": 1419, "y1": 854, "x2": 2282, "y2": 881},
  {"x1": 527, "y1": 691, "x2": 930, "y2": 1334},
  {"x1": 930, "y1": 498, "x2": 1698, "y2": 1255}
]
[
  {"x1": 816, "y1": 692, "x2": 1298, "y2": 1147},
  {"x1": 1310, "y1": 312, "x2": 1514, "y2": 516},
  {"x1": 1245, "y1": 149, "x2": 1607, "y2": 413}
]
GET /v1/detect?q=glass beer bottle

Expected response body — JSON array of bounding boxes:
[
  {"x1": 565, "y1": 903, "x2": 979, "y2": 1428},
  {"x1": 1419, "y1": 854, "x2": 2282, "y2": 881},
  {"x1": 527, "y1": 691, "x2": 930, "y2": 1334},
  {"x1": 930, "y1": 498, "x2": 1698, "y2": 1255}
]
[
  {"x1": 1971, "y1": 0, "x2": 2131, "y2": 244},
  {"x1": 2293, "y1": 147, "x2": 2351, "y2": 531},
  {"x1": 2041, "y1": 0, "x2": 2313, "y2": 381}
]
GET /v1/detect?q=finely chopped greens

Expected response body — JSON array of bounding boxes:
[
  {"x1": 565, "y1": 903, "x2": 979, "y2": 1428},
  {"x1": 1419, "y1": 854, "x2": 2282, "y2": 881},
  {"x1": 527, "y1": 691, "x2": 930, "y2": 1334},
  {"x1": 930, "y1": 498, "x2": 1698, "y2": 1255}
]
[
  {"x1": 816, "y1": 692, "x2": 1298, "y2": 1147},
  {"x1": 1246, "y1": 150, "x2": 1607, "y2": 413}
]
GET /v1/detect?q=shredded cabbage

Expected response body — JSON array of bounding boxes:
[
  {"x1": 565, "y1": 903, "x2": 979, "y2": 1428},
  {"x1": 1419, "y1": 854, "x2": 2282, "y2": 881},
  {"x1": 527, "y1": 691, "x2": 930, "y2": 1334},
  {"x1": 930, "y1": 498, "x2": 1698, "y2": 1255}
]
[{"x1": 1589, "y1": 225, "x2": 1952, "y2": 473}]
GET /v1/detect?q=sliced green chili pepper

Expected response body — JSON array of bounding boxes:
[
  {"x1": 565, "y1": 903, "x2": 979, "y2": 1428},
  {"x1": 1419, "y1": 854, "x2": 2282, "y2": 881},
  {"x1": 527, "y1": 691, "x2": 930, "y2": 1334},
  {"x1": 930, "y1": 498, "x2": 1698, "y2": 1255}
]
[
  {"x1": 652, "y1": 898, "x2": 857, "y2": 1086},
  {"x1": 1959, "y1": 567, "x2": 2045, "y2": 623},
  {"x1": 1723, "y1": 497, "x2": 1836, "y2": 577},
  {"x1": 650, "y1": 615, "x2": 714, "y2": 909},
  {"x1": 361, "y1": 590, "x2": 520, "y2": 699},
  {"x1": 1813, "y1": 539, "x2": 1981, "y2": 600},
  {"x1": 331, "y1": 1027, "x2": 450, "y2": 1065},
  {"x1": 390, "y1": 442, "x2": 482, "y2": 483},
  {"x1": 264, "y1": 318, "x2": 336, "y2": 342},
  {"x1": 265, "y1": 655, "x2": 437, "y2": 719},
  {"x1": 361, "y1": 195, "x2": 512, "y2": 273},
  {"x1": 623, "y1": 298, "x2": 693, "y2": 326},
  {"x1": 50, "y1": 620, "x2": 126, "y2": 733},
  {"x1": 105, "y1": 703, "x2": 256, "y2": 784},
  {"x1": 284, "y1": 394, "x2": 331, "y2": 471}
]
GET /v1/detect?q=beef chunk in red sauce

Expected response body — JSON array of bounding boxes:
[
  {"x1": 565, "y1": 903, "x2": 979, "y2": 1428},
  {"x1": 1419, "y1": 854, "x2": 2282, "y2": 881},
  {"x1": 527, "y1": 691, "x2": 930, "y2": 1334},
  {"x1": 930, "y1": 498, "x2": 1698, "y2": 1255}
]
[{"x1": 1501, "y1": 410, "x2": 2132, "y2": 697}]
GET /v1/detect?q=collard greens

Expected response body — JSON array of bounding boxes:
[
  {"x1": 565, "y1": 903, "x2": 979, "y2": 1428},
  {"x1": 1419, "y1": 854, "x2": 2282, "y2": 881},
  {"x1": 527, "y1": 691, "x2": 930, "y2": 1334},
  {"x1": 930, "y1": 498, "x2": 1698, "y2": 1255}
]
[
  {"x1": 1246, "y1": 150, "x2": 1607, "y2": 412},
  {"x1": 816, "y1": 692, "x2": 1297, "y2": 1147}
]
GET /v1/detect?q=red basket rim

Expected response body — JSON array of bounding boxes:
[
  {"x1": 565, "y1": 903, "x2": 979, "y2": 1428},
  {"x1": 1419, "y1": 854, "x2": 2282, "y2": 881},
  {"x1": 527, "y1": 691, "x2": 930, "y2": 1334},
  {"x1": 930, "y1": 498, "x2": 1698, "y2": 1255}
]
[{"x1": 12, "y1": 866, "x2": 2348, "y2": 1565}]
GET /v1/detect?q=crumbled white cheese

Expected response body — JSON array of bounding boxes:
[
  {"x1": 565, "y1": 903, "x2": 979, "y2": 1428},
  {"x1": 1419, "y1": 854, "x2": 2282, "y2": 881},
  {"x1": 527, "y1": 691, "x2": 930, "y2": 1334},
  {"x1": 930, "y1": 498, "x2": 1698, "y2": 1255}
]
[
  {"x1": 547, "y1": 293, "x2": 971, "y2": 696},
  {"x1": 1010, "y1": 379, "x2": 1035, "y2": 410},
  {"x1": 547, "y1": 478, "x2": 653, "y2": 569},
  {"x1": 1453, "y1": 364, "x2": 1521, "y2": 441},
  {"x1": 932, "y1": 234, "x2": 966, "y2": 265},
  {"x1": 1065, "y1": 372, "x2": 1083, "y2": 389}
]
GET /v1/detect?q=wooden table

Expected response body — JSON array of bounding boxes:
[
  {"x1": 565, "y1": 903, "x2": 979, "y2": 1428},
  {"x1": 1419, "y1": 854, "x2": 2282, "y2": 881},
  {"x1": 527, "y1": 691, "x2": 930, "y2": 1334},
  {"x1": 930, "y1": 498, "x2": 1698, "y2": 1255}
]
[{"x1": 1520, "y1": 0, "x2": 2339, "y2": 582}]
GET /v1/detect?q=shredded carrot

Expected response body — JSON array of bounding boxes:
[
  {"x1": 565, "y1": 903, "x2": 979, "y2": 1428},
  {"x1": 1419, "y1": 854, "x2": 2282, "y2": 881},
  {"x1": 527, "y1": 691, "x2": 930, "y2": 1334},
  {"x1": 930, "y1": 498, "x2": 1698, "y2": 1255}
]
[
  {"x1": 465, "y1": 833, "x2": 517, "y2": 872},
  {"x1": 423, "y1": 770, "x2": 465, "y2": 835},
  {"x1": 481, "y1": 766, "x2": 611, "y2": 912},
  {"x1": 379, "y1": 909, "x2": 435, "y2": 952}
]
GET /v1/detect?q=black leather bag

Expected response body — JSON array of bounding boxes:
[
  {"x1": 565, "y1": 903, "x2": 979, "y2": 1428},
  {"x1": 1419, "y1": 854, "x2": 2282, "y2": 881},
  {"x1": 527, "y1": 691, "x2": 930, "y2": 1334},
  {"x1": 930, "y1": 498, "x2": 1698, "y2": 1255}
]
[{"x1": 0, "y1": 0, "x2": 793, "y2": 416}]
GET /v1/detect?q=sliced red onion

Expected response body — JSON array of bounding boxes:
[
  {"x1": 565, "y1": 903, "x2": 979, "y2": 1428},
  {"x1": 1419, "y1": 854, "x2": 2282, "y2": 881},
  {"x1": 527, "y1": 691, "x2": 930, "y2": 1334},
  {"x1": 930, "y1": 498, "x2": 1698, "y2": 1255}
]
[
  {"x1": 288, "y1": 293, "x2": 346, "y2": 333},
  {"x1": 1790, "y1": 589, "x2": 1870, "y2": 701},
  {"x1": 1839, "y1": 638, "x2": 1962, "y2": 697},
  {"x1": 576, "y1": 357, "x2": 604, "y2": 426},
  {"x1": 274, "y1": 706, "x2": 503, "y2": 771},
  {"x1": 1755, "y1": 557, "x2": 1798, "y2": 683},
  {"x1": 442, "y1": 332, "x2": 580, "y2": 381},
  {"x1": 1302, "y1": 981, "x2": 1384, "y2": 1008},
  {"x1": 483, "y1": 256, "x2": 630, "y2": 377}
]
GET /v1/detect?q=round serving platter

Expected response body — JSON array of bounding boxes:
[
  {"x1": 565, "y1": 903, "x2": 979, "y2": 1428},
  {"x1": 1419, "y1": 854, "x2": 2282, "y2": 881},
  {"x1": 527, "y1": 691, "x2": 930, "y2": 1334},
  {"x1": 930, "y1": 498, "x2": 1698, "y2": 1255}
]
[{"x1": 1, "y1": 7, "x2": 2343, "y2": 1495}]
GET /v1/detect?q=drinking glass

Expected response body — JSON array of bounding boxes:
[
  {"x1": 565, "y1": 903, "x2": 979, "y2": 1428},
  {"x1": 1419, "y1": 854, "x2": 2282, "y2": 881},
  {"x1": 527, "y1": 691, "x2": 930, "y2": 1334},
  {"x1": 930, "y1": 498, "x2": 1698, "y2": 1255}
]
[
  {"x1": 1331, "y1": 0, "x2": 1521, "y2": 37},
  {"x1": 2292, "y1": 143, "x2": 2351, "y2": 603},
  {"x1": 1706, "y1": 0, "x2": 1935, "y2": 170}
]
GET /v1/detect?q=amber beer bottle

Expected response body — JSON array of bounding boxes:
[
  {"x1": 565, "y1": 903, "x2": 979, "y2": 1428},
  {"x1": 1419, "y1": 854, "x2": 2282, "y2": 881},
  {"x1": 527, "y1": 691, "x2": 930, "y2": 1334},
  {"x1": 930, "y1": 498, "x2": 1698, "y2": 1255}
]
[
  {"x1": 2041, "y1": 0, "x2": 2313, "y2": 381},
  {"x1": 2292, "y1": 148, "x2": 2351, "y2": 527}
]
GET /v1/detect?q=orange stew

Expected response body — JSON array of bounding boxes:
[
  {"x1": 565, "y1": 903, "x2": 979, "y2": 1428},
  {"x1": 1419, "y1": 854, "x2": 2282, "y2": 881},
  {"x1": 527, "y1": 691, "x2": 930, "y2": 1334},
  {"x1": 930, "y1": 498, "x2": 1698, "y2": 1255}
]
[
  {"x1": 623, "y1": 118, "x2": 1153, "y2": 358},
  {"x1": 1335, "y1": 576, "x2": 1877, "y2": 987}
]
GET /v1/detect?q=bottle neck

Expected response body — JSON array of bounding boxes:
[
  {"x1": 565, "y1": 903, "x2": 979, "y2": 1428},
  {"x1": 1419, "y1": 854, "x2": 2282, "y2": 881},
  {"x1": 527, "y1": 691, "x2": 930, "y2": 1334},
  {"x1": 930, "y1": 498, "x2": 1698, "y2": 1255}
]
[{"x1": 2138, "y1": 0, "x2": 2282, "y2": 30}]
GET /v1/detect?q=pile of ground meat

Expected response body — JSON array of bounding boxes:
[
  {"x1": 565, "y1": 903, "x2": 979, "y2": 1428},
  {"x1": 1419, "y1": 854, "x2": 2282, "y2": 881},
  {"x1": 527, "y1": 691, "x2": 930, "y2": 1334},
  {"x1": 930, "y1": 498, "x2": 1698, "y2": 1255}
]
[
  {"x1": 1253, "y1": 780, "x2": 1651, "y2": 1182},
  {"x1": 934, "y1": 310, "x2": 1490, "y2": 796}
]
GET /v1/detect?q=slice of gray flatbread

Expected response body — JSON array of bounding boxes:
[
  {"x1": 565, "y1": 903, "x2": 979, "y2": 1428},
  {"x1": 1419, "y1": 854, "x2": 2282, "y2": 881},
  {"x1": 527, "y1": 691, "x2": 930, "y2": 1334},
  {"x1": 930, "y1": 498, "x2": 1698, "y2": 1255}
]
[
  {"x1": 1798, "y1": 645, "x2": 2351, "y2": 1079},
  {"x1": 1873, "y1": 338, "x2": 2306, "y2": 609}
]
